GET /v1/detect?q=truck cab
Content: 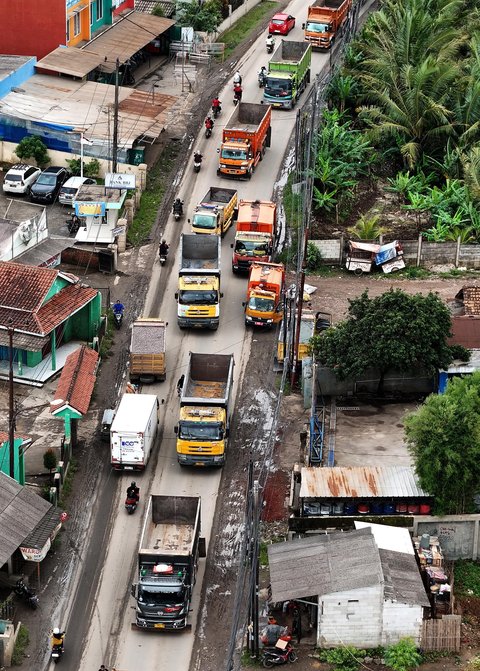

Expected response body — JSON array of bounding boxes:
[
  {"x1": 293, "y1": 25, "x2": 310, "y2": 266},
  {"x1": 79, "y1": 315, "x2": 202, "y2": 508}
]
[
  {"x1": 191, "y1": 206, "x2": 222, "y2": 235},
  {"x1": 232, "y1": 233, "x2": 272, "y2": 270},
  {"x1": 177, "y1": 275, "x2": 221, "y2": 330},
  {"x1": 176, "y1": 406, "x2": 227, "y2": 466}
]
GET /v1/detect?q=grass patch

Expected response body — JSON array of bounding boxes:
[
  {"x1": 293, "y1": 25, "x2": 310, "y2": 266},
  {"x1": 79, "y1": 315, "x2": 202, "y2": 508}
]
[
  {"x1": 12, "y1": 624, "x2": 29, "y2": 666},
  {"x1": 59, "y1": 458, "x2": 78, "y2": 508},
  {"x1": 399, "y1": 266, "x2": 432, "y2": 279},
  {"x1": 220, "y1": 1, "x2": 278, "y2": 60},
  {"x1": 438, "y1": 268, "x2": 480, "y2": 279},
  {"x1": 241, "y1": 647, "x2": 262, "y2": 667},
  {"x1": 259, "y1": 542, "x2": 269, "y2": 567},
  {"x1": 127, "y1": 141, "x2": 181, "y2": 247},
  {"x1": 454, "y1": 559, "x2": 480, "y2": 597}
]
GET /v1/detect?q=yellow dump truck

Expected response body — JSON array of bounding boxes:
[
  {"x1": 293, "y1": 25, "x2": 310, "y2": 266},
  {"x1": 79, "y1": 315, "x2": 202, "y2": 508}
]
[
  {"x1": 175, "y1": 353, "x2": 235, "y2": 467},
  {"x1": 129, "y1": 318, "x2": 166, "y2": 383},
  {"x1": 276, "y1": 310, "x2": 332, "y2": 364}
]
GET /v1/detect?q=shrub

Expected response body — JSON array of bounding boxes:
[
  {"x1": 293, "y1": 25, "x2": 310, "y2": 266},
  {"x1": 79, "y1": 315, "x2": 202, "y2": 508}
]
[
  {"x1": 384, "y1": 638, "x2": 422, "y2": 671},
  {"x1": 319, "y1": 646, "x2": 367, "y2": 671},
  {"x1": 43, "y1": 449, "x2": 58, "y2": 476},
  {"x1": 306, "y1": 242, "x2": 323, "y2": 271},
  {"x1": 15, "y1": 136, "x2": 49, "y2": 167},
  {"x1": 12, "y1": 624, "x2": 29, "y2": 665},
  {"x1": 66, "y1": 157, "x2": 101, "y2": 177}
]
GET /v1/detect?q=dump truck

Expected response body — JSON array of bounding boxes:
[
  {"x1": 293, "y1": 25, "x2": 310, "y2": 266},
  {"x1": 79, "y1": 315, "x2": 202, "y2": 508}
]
[
  {"x1": 277, "y1": 310, "x2": 332, "y2": 364},
  {"x1": 231, "y1": 200, "x2": 277, "y2": 273},
  {"x1": 303, "y1": 0, "x2": 352, "y2": 49},
  {"x1": 190, "y1": 187, "x2": 238, "y2": 236},
  {"x1": 129, "y1": 318, "x2": 166, "y2": 383},
  {"x1": 263, "y1": 41, "x2": 312, "y2": 109},
  {"x1": 218, "y1": 103, "x2": 272, "y2": 179},
  {"x1": 175, "y1": 353, "x2": 235, "y2": 467},
  {"x1": 175, "y1": 234, "x2": 222, "y2": 330},
  {"x1": 244, "y1": 262, "x2": 285, "y2": 328},
  {"x1": 132, "y1": 495, "x2": 206, "y2": 630},
  {"x1": 110, "y1": 393, "x2": 159, "y2": 470}
]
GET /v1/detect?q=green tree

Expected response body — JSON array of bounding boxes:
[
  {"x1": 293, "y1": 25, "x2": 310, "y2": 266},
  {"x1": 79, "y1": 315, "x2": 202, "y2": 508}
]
[
  {"x1": 310, "y1": 289, "x2": 463, "y2": 395},
  {"x1": 15, "y1": 136, "x2": 50, "y2": 167},
  {"x1": 384, "y1": 638, "x2": 422, "y2": 671},
  {"x1": 43, "y1": 449, "x2": 58, "y2": 480},
  {"x1": 178, "y1": 0, "x2": 221, "y2": 32},
  {"x1": 405, "y1": 372, "x2": 480, "y2": 514}
]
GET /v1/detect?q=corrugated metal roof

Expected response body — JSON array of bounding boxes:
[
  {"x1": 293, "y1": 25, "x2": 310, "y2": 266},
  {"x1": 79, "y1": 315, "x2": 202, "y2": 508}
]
[
  {"x1": 135, "y1": 0, "x2": 176, "y2": 17},
  {"x1": 299, "y1": 466, "x2": 428, "y2": 499},
  {"x1": 36, "y1": 47, "x2": 103, "y2": 78},
  {"x1": 380, "y1": 549, "x2": 430, "y2": 607},
  {"x1": 83, "y1": 11, "x2": 174, "y2": 73},
  {"x1": 0, "y1": 472, "x2": 53, "y2": 566},
  {"x1": 268, "y1": 528, "x2": 382, "y2": 603},
  {"x1": 15, "y1": 237, "x2": 73, "y2": 268},
  {"x1": 449, "y1": 316, "x2": 480, "y2": 349},
  {"x1": 0, "y1": 75, "x2": 177, "y2": 146}
]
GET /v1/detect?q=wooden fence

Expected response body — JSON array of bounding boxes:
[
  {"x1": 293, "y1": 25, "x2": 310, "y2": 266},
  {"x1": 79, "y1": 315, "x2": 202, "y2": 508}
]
[{"x1": 421, "y1": 615, "x2": 461, "y2": 652}]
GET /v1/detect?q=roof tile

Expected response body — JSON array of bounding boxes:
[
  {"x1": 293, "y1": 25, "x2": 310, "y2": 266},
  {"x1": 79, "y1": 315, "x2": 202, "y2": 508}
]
[
  {"x1": 0, "y1": 261, "x2": 57, "y2": 312},
  {"x1": 51, "y1": 345, "x2": 99, "y2": 415}
]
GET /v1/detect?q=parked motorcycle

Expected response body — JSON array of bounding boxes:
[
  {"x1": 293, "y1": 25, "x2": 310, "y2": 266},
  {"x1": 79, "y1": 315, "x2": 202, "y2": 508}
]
[
  {"x1": 173, "y1": 198, "x2": 184, "y2": 221},
  {"x1": 193, "y1": 152, "x2": 203, "y2": 173},
  {"x1": 14, "y1": 579, "x2": 39, "y2": 610},
  {"x1": 125, "y1": 496, "x2": 138, "y2": 514},
  {"x1": 66, "y1": 212, "x2": 80, "y2": 235},
  {"x1": 262, "y1": 640, "x2": 297, "y2": 667}
]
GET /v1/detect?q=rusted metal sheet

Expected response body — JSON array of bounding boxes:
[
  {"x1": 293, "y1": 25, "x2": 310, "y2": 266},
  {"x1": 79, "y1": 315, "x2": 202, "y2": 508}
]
[
  {"x1": 299, "y1": 465, "x2": 428, "y2": 499},
  {"x1": 36, "y1": 47, "x2": 102, "y2": 78}
]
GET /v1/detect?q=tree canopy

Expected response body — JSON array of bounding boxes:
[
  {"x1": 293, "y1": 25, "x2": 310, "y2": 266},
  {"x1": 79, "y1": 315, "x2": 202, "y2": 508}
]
[
  {"x1": 405, "y1": 372, "x2": 480, "y2": 514},
  {"x1": 310, "y1": 288, "x2": 468, "y2": 393},
  {"x1": 177, "y1": 0, "x2": 221, "y2": 33}
]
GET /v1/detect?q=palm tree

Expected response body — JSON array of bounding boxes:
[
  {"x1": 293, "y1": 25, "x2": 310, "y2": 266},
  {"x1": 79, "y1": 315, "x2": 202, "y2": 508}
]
[{"x1": 348, "y1": 213, "x2": 390, "y2": 240}]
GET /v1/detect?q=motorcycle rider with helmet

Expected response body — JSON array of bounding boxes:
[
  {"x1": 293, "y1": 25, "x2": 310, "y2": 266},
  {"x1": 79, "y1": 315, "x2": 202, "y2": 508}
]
[
  {"x1": 173, "y1": 198, "x2": 184, "y2": 216},
  {"x1": 126, "y1": 481, "x2": 139, "y2": 503},
  {"x1": 159, "y1": 240, "x2": 169, "y2": 257}
]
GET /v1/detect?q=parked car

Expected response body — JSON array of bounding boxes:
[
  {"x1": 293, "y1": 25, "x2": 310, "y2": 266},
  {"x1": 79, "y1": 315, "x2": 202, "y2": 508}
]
[
  {"x1": 2, "y1": 164, "x2": 41, "y2": 195},
  {"x1": 29, "y1": 166, "x2": 69, "y2": 203},
  {"x1": 268, "y1": 13, "x2": 296, "y2": 35},
  {"x1": 59, "y1": 176, "x2": 96, "y2": 206}
]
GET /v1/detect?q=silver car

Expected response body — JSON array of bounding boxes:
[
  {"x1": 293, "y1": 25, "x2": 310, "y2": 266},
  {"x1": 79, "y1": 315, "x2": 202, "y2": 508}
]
[{"x1": 59, "y1": 176, "x2": 96, "y2": 206}]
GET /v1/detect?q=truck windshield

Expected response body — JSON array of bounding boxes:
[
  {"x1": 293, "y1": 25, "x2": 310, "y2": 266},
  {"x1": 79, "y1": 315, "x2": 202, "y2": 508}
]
[
  {"x1": 221, "y1": 148, "x2": 248, "y2": 160},
  {"x1": 235, "y1": 240, "x2": 269, "y2": 256},
  {"x1": 193, "y1": 214, "x2": 216, "y2": 230},
  {"x1": 179, "y1": 422, "x2": 223, "y2": 441},
  {"x1": 248, "y1": 296, "x2": 275, "y2": 312},
  {"x1": 306, "y1": 21, "x2": 331, "y2": 33},
  {"x1": 265, "y1": 78, "x2": 293, "y2": 96},
  {"x1": 138, "y1": 585, "x2": 185, "y2": 606},
  {"x1": 179, "y1": 290, "x2": 218, "y2": 305}
]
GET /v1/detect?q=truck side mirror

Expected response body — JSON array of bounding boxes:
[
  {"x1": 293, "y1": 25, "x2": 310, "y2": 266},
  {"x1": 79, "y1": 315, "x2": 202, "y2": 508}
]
[
  {"x1": 302, "y1": 22, "x2": 305, "y2": 29},
  {"x1": 131, "y1": 584, "x2": 137, "y2": 599},
  {"x1": 187, "y1": 218, "x2": 191, "y2": 224},
  {"x1": 230, "y1": 243, "x2": 233, "y2": 248},
  {"x1": 242, "y1": 302, "x2": 246, "y2": 307},
  {"x1": 174, "y1": 426, "x2": 178, "y2": 435},
  {"x1": 225, "y1": 428, "x2": 230, "y2": 438},
  {"x1": 175, "y1": 293, "x2": 178, "y2": 299},
  {"x1": 220, "y1": 292, "x2": 224, "y2": 298},
  {"x1": 217, "y1": 148, "x2": 220, "y2": 153}
]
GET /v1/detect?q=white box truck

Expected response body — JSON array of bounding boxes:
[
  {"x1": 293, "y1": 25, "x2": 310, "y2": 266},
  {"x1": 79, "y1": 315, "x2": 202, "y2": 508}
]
[{"x1": 110, "y1": 394, "x2": 159, "y2": 471}]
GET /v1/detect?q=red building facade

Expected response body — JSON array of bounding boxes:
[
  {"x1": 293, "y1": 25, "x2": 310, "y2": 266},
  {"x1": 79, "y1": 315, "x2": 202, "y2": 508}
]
[{"x1": 0, "y1": 0, "x2": 66, "y2": 60}]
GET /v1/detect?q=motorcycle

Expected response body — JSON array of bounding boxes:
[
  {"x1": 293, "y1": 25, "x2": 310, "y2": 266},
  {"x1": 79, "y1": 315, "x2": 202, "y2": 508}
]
[
  {"x1": 14, "y1": 579, "x2": 39, "y2": 610},
  {"x1": 212, "y1": 103, "x2": 222, "y2": 119},
  {"x1": 258, "y1": 70, "x2": 267, "y2": 88},
  {"x1": 262, "y1": 640, "x2": 298, "y2": 667},
  {"x1": 266, "y1": 36, "x2": 275, "y2": 54},
  {"x1": 51, "y1": 643, "x2": 64, "y2": 664},
  {"x1": 66, "y1": 212, "x2": 80, "y2": 235},
  {"x1": 173, "y1": 200, "x2": 184, "y2": 221},
  {"x1": 159, "y1": 247, "x2": 169, "y2": 265},
  {"x1": 205, "y1": 121, "x2": 214, "y2": 138},
  {"x1": 125, "y1": 496, "x2": 138, "y2": 514},
  {"x1": 112, "y1": 307, "x2": 124, "y2": 329},
  {"x1": 233, "y1": 86, "x2": 243, "y2": 106},
  {"x1": 193, "y1": 153, "x2": 203, "y2": 173}
]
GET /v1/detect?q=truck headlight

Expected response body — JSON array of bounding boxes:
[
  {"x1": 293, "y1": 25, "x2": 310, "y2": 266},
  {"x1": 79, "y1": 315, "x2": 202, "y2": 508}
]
[
  {"x1": 213, "y1": 456, "x2": 224, "y2": 463},
  {"x1": 246, "y1": 315, "x2": 253, "y2": 322},
  {"x1": 266, "y1": 319, "x2": 273, "y2": 324},
  {"x1": 241, "y1": 162, "x2": 249, "y2": 167},
  {"x1": 220, "y1": 164, "x2": 227, "y2": 168}
]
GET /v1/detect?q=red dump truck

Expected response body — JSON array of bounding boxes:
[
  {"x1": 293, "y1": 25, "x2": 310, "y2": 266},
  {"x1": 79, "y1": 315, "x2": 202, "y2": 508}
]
[
  {"x1": 217, "y1": 103, "x2": 272, "y2": 179},
  {"x1": 303, "y1": 0, "x2": 352, "y2": 49},
  {"x1": 231, "y1": 200, "x2": 277, "y2": 273}
]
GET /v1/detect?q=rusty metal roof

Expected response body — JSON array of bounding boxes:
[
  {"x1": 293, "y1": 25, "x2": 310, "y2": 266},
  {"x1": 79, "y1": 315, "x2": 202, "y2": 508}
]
[
  {"x1": 449, "y1": 315, "x2": 480, "y2": 349},
  {"x1": 299, "y1": 465, "x2": 428, "y2": 499},
  {"x1": 83, "y1": 11, "x2": 175, "y2": 73},
  {"x1": 36, "y1": 47, "x2": 103, "y2": 78}
]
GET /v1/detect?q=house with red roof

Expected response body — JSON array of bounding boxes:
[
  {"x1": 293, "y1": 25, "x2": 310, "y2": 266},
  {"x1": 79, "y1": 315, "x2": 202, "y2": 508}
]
[{"x1": 0, "y1": 261, "x2": 101, "y2": 384}]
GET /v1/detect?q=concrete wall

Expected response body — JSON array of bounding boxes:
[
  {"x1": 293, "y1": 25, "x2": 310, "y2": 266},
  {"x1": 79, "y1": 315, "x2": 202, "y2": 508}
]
[
  {"x1": 216, "y1": 0, "x2": 264, "y2": 36},
  {"x1": 0, "y1": 58, "x2": 37, "y2": 98},
  {"x1": 316, "y1": 366, "x2": 435, "y2": 397},
  {"x1": 319, "y1": 584, "x2": 383, "y2": 648},
  {"x1": 382, "y1": 602, "x2": 423, "y2": 646},
  {"x1": 412, "y1": 515, "x2": 480, "y2": 560}
]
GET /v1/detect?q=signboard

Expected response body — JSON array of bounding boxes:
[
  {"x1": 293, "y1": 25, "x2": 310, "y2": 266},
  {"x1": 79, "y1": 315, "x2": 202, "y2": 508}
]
[
  {"x1": 20, "y1": 537, "x2": 51, "y2": 562},
  {"x1": 75, "y1": 202, "x2": 106, "y2": 217},
  {"x1": 105, "y1": 173, "x2": 136, "y2": 189},
  {"x1": 112, "y1": 226, "x2": 125, "y2": 236}
]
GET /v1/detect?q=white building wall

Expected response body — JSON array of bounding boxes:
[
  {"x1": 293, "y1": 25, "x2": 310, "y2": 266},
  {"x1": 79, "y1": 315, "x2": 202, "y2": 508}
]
[
  {"x1": 382, "y1": 601, "x2": 424, "y2": 646},
  {"x1": 318, "y1": 584, "x2": 384, "y2": 648}
]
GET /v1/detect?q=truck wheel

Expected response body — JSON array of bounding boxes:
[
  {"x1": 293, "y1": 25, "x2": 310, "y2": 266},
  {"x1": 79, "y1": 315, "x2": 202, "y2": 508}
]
[
  {"x1": 307, "y1": 69, "x2": 311, "y2": 84},
  {"x1": 199, "y1": 537, "x2": 207, "y2": 558},
  {"x1": 210, "y1": 324, "x2": 219, "y2": 331},
  {"x1": 247, "y1": 169, "x2": 252, "y2": 179}
]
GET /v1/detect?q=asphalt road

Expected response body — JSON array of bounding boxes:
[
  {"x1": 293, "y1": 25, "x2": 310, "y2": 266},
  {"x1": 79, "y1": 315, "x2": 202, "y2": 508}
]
[{"x1": 57, "y1": 7, "x2": 332, "y2": 671}]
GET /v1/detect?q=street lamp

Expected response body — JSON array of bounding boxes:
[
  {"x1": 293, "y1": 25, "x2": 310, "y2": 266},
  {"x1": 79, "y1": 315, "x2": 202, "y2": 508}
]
[{"x1": 69, "y1": 127, "x2": 92, "y2": 178}]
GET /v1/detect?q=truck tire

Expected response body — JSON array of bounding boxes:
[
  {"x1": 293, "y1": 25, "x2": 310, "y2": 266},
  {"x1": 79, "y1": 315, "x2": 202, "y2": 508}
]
[
  {"x1": 199, "y1": 537, "x2": 207, "y2": 558},
  {"x1": 307, "y1": 69, "x2": 311, "y2": 84},
  {"x1": 266, "y1": 126, "x2": 272, "y2": 148},
  {"x1": 247, "y1": 168, "x2": 252, "y2": 179}
]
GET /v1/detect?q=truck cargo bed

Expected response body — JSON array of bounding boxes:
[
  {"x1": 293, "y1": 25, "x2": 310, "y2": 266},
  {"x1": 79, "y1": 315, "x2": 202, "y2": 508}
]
[
  {"x1": 143, "y1": 522, "x2": 194, "y2": 555},
  {"x1": 180, "y1": 234, "x2": 221, "y2": 271},
  {"x1": 272, "y1": 41, "x2": 310, "y2": 62},
  {"x1": 225, "y1": 103, "x2": 269, "y2": 130},
  {"x1": 139, "y1": 496, "x2": 200, "y2": 556},
  {"x1": 131, "y1": 319, "x2": 165, "y2": 353},
  {"x1": 185, "y1": 379, "x2": 228, "y2": 399},
  {"x1": 202, "y1": 187, "x2": 237, "y2": 204}
]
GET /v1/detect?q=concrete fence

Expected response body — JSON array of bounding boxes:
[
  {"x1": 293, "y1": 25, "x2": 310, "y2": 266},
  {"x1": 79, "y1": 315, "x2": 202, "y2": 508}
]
[{"x1": 312, "y1": 236, "x2": 480, "y2": 270}]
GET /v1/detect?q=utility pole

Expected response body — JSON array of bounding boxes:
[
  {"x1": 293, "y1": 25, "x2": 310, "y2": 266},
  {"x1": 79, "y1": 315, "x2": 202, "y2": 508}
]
[
  {"x1": 112, "y1": 57, "x2": 120, "y2": 173},
  {"x1": 251, "y1": 478, "x2": 260, "y2": 660},
  {"x1": 8, "y1": 320, "x2": 15, "y2": 479}
]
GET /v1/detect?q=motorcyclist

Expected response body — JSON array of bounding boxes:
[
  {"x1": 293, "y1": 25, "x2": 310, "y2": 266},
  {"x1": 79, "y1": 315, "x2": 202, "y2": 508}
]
[
  {"x1": 173, "y1": 198, "x2": 183, "y2": 215},
  {"x1": 126, "y1": 481, "x2": 139, "y2": 502},
  {"x1": 266, "y1": 34, "x2": 275, "y2": 50},
  {"x1": 159, "y1": 240, "x2": 169, "y2": 257},
  {"x1": 51, "y1": 628, "x2": 65, "y2": 651},
  {"x1": 233, "y1": 84, "x2": 243, "y2": 102},
  {"x1": 177, "y1": 374, "x2": 185, "y2": 396},
  {"x1": 193, "y1": 151, "x2": 203, "y2": 164},
  {"x1": 258, "y1": 65, "x2": 267, "y2": 84},
  {"x1": 112, "y1": 300, "x2": 124, "y2": 315},
  {"x1": 233, "y1": 71, "x2": 242, "y2": 85},
  {"x1": 212, "y1": 97, "x2": 222, "y2": 114},
  {"x1": 205, "y1": 115, "x2": 214, "y2": 131}
]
